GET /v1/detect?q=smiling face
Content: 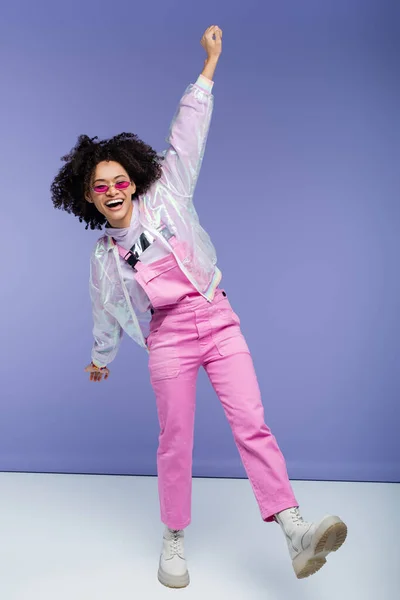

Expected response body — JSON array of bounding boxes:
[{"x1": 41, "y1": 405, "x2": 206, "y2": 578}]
[{"x1": 85, "y1": 161, "x2": 136, "y2": 228}]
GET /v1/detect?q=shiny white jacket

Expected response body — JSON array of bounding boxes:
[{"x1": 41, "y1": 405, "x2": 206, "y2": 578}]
[{"x1": 90, "y1": 77, "x2": 221, "y2": 367}]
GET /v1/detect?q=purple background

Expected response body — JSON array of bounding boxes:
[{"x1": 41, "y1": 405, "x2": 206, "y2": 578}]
[{"x1": 1, "y1": 0, "x2": 399, "y2": 482}]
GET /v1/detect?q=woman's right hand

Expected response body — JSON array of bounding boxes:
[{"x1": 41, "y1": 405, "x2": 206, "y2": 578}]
[{"x1": 84, "y1": 363, "x2": 110, "y2": 382}]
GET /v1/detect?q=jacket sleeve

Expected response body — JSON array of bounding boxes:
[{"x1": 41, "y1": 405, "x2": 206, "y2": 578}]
[
  {"x1": 158, "y1": 75, "x2": 214, "y2": 201},
  {"x1": 89, "y1": 254, "x2": 123, "y2": 368}
]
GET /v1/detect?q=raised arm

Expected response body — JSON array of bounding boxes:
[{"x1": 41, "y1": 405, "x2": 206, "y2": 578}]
[{"x1": 159, "y1": 26, "x2": 222, "y2": 200}]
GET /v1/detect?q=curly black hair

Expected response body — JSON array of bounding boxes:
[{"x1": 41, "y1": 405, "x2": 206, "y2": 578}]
[{"x1": 51, "y1": 132, "x2": 163, "y2": 230}]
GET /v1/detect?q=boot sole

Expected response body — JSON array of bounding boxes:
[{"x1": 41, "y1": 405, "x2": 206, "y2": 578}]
[
  {"x1": 158, "y1": 566, "x2": 190, "y2": 589},
  {"x1": 293, "y1": 516, "x2": 348, "y2": 579}
]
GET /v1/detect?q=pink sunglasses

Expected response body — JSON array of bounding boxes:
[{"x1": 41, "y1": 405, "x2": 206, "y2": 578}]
[{"x1": 92, "y1": 180, "x2": 131, "y2": 194}]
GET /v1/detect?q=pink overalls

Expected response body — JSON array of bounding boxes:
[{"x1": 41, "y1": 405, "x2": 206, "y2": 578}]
[{"x1": 133, "y1": 239, "x2": 298, "y2": 530}]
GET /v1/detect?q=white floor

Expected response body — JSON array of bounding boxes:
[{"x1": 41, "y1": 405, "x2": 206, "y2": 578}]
[{"x1": 0, "y1": 473, "x2": 398, "y2": 600}]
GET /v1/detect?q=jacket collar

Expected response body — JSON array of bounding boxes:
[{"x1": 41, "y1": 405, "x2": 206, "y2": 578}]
[{"x1": 103, "y1": 234, "x2": 115, "y2": 251}]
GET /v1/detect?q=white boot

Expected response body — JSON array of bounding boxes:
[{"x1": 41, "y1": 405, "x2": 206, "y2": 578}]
[
  {"x1": 158, "y1": 527, "x2": 190, "y2": 588},
  {"x1": 275, "y1": 508, "x2": 347, "y2": 579}
]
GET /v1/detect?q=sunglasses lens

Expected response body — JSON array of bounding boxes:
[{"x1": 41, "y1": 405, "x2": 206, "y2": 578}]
[{"x1": 93, "y1": 181, "x2": 130, "y2": 193}]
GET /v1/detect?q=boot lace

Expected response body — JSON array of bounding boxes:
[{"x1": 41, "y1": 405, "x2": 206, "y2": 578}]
[
  {"x1": 290, "y1": 508, "x2": 304, "y2": 526},
  {"x1": 169, "y1": 529, "x2": 183, "y2": 556}
]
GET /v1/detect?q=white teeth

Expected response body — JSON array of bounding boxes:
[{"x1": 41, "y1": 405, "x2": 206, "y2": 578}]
[{"x1": 106, "y1": 200, "x2": 123, "y2": 207}]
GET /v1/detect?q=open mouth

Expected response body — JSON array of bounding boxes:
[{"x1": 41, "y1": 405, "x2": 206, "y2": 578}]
[{"x1": 105, "y1": 199, "x2": 124, "y2": 210}]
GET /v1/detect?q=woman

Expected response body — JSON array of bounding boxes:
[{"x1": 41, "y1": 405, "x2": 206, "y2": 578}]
[{"x1": 51, "y1": 26, "x2": 347, "y2": 589}]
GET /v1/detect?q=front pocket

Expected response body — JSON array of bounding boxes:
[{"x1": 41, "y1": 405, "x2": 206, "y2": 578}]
[
  {"x1": 209, "y1": 302, "x2": 249, "y2": 357},
  {"x1": 136, "y1": 254, "x2": 177, "y2": 284},
  {"x1": 148, "y1": 331, "x2": 180, "y2": 382},
  {"x1": 134, "y1": 257, "x2": 184, "y2": 309},
  {"x1": 212, "y1": 331, "x2": 250, "y2": 357},
  {"x1": 149, "y1": 356, "x2": 180, "y2": 382},
  {"x1": 216, "y1": 305, "x2": 241, "y2": 326},
  {"x1": 212, "y1": 296, "x2": 241, "y2": 328},
  {"x1": 147, "y1": 313, "x2": 169, "y2": 349}
]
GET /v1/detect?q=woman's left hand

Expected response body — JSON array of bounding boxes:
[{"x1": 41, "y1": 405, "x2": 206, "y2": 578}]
[{"x1": 201, "y1": 25, "x2": 223, "y2": 62}]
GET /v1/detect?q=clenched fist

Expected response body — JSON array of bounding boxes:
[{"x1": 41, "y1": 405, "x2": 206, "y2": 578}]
[
  {"x1": 201, "y1": 25, "x2": 222, "y2": 61},
  {"x1": 201, "y1": 25, "x2": 223, "y2": 81}
]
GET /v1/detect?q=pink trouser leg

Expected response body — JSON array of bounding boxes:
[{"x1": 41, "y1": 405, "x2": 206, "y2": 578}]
[
  {"x1": 204, "y1": 351, "x2": 298, "y2": 521},
  {"x1": 204, "y1": 332, "x2": 298, "y2": 521},
  {"x1": 149, "y1": 324, "x2": 199, "y2": 530}
]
